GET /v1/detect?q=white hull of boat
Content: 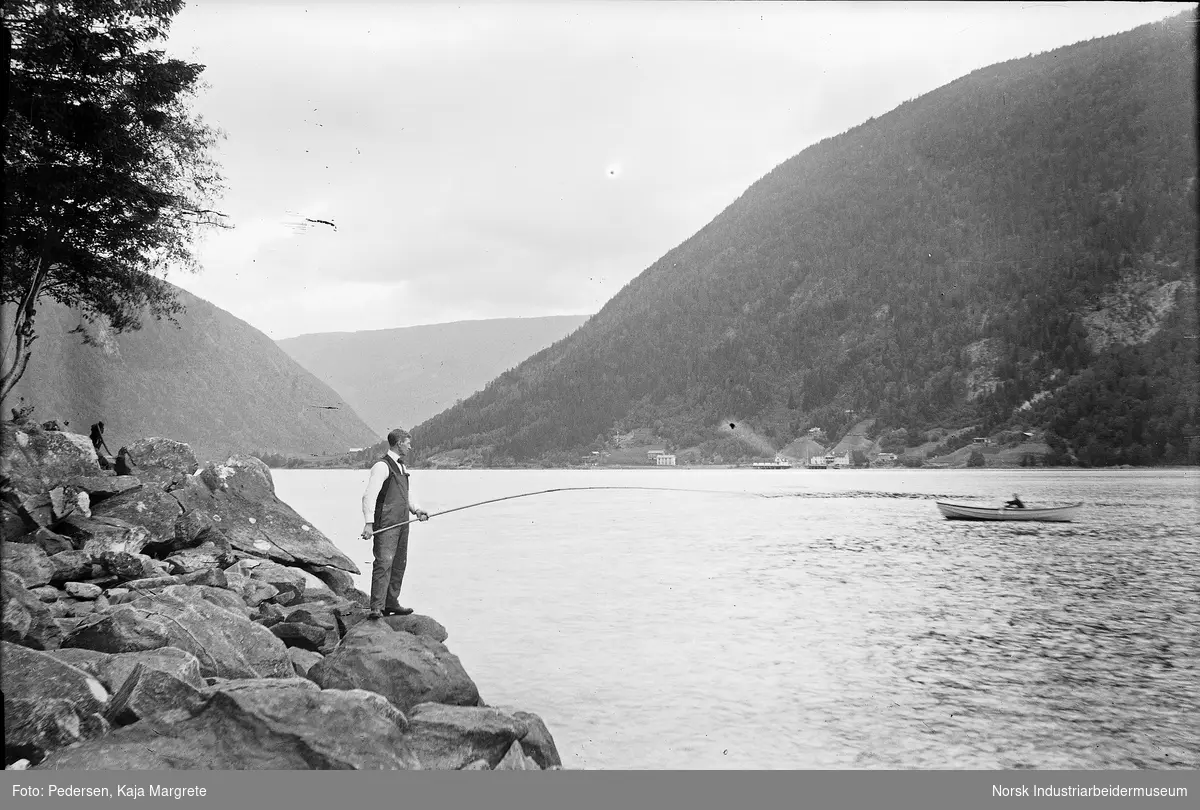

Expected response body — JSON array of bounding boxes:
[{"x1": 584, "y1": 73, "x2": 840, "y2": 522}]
[{"x1": 936, "y1": 501, "x2": 1083, "y2": 522}]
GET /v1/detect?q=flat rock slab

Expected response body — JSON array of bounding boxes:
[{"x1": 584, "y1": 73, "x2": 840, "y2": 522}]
[
  {"x1": 36, "y1": 679, "x2": 423, "y2": 769},
  {"x1": 62, "y1": 588, "x2": 293, "y2": 680}
]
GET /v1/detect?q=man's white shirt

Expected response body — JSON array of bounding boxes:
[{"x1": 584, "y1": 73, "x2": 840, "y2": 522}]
[{"x1": 361, "y1": 450, "x2": 421, "y2": 523}]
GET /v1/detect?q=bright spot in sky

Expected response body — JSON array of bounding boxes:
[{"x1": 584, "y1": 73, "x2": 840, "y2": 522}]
[{"x1": 605, "y1": 163, "x2": 622, "y2": 179}]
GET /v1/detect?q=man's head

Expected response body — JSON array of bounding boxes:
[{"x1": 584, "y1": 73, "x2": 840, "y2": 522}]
[{"x1": 388, "y1": 428, "x2": 412, "y2": 456}]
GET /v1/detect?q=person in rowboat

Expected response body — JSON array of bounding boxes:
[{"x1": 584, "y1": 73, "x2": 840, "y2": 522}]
[
  {"x1": 361, "y1": 428, "x2": 429, "y2": 619},
  {"x1": 1005, "y1": 493, "x2": 1025, "y2": 509}
]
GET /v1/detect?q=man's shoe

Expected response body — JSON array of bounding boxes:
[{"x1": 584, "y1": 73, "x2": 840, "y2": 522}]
[
  {"x1": 383, "y1": 605, "x2": 414, "y2": 616},
  {"x1": 366, "y1": 609, "x2": 383, "y2": 620}
]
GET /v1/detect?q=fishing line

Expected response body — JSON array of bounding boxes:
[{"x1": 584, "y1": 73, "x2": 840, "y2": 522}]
[{"x1": 367, "y1": 485, "x2": 761, "y2": 536}]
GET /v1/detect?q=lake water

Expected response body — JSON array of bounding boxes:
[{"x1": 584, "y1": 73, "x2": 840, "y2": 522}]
[{"x1": 272, "y1": 467, "x2": 1199, "y2": 770}]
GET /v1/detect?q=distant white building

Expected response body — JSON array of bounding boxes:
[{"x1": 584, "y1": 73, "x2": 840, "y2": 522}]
[{"x1": 655, "y1": 453, "x2": 676, "y2": 466}]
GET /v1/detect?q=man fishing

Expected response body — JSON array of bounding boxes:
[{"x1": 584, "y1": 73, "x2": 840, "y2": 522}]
[
  {"x1": 1005, "y1": 493, "x2": 1026, "y2": 509},
  {"x1": 361, "y1": 428, "x2": 429, "y2": 619}
]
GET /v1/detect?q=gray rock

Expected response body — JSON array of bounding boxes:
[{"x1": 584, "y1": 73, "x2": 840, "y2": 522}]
[
  {"x1": 308, "y1": 620, "x2": 480, "y2": 714},
  {"x1": 65, "y1": 582, "x2": 103, "y2": 600},
  {"x1": 1, "y1": 570, "x2": 61, "y2": 650},
  {"x1": 92, "y1": 647, "x2": 206, "y2": 691},
  {"x1": 1, "y1": 640, "x2": 110, "y2": 763},
  {"x1": 270, "y1": 622, "x2": 326, "y2": 652},
  {"x1": 30, "y1": 586, "x2": 61, "y2": 603},
  {"x1": 89, "y1": 486, "x2": 182, "y2": 551},
  {"x1": 0, "y1": 424, "x2": 101, "y2": 492},
  {"x1": 103, "y1": 662, "x2": 206, "y2": 725},
  {"x1": 307, "y1": 565, "x2": 358, "y2": 596},
  {"x1": 159, "y1": 583, "x2": 249, "y2": 617},
  {"x1": 20, "y1": 527, "x2": 75, "y2": 557},
  {"x1": 495, "y1": 740, "x2": 541, "y2": 770},
  {"x1": 65, "y1": 474, "x2": 142, "y2": 502},
  {"x1": 49, "y1": 549, "x2": 93, "y2": 583},
  {"x1": 1, "y1": 542, "x2": 54, "y2": 587},
  {"x1": 512, "y1": 710, "x2": 563, "y2": 769},
  {"x1": 176, "y1": 567, "x2": 228, "y2": 589},
  {"x1": 61, "y1": 587, "x2": 293, "y2": 680},
  {"x1": 55, "y1": 515, "x2": 151, "y2": 559},
  {"x1": 403, "y1": 703, "x2": 527, "y2": 770},
  {"x1": 100, "y1": 550, "x2": 164, "y2": 581},
  {"x1": 121, "y1": 575, "x2": 180, "y2": 591},
  {"x1": 124, "y1": 437, "x2": 200, "y2": 481},
  {"x1": 288, "y1": 647, "x2": 324, "y2": 678},
  {"x1": 38, "y1": 680, "x2": 423, "y2": 769},
  {"x1": 165, "y1": 540, "x2": 234, "y2": 575},
  {"x1": 170, "y1": 457, "x2": 359, "y2": 575},
  {"x1": 380, "y1": 613, "x2": 448, "y2": 643}
]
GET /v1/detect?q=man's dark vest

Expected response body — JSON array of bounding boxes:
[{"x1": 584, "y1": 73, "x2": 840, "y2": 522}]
[{"x1": 373, "y1": 455, "x2": 410, "y2": 528}]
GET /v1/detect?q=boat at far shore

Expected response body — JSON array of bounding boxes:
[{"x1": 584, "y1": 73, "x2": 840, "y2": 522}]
[
  {"x1": 751, "y1": 457, "x2": 793, "y2": 469},
  {"x1": 936, "y1": 501, "x2": 1084, "y2": 522}
]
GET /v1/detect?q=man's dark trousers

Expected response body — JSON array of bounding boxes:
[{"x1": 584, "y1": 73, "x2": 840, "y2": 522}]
[{"x1": 370, "y1": 523, "x2": 409, "y2": 612}]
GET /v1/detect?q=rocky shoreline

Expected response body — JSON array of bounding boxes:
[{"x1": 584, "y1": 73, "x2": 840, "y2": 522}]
[{"x1": 1, "y1": 421, "x2": 561, "y2": 770}]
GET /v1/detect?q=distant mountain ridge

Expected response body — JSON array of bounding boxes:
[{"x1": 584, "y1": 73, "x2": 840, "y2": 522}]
[
  {"x1": 277, "y1": 315, "x2": 588, "y2": 434},
  {"x1": 414, "y1": 12, "x2": 1198, "y2": 467},
  {"x1": 8, "y1": 284, "x2": 378, "y2": 461}
]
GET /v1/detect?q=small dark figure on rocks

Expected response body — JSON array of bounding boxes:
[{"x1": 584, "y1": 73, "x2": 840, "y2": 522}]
[
  {"x1": 114, "y1": 447, "x2": 136, "y2": 476},
  {"x1": 360, "y1": 428, "x2": 429, "y2": 620},
  {"x1": 1005, "y1": 493, "x2": 1025, "y2": 509},
  {"x1": 90, "y1": 421, "x2": 114, "y2": 469}
]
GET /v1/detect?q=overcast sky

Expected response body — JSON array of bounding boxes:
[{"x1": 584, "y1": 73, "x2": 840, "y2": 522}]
[{"x1": 163, "y1": 1, "x2": 1189, "y2": 340}]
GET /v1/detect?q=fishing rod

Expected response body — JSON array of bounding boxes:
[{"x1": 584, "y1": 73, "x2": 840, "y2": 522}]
[{"x1": 368, "y1": 485, "x2": 753, "y2": 536}]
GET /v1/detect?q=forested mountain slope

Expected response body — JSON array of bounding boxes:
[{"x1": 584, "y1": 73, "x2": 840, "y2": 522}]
[
  {"x1": 8, "y1": 285, "x2": 378, "y2": 461},
  {"x1": 416, "y1": 12, "x2": 1197, "y2": 467}
]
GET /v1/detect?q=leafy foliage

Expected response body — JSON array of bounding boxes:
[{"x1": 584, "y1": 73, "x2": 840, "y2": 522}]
[
  {"x1": 415, "y1": 12, "x2": 1197, "y2": 467},
  {"x1": 2, "y1": 0, "x2": 225, "y2": 400}
]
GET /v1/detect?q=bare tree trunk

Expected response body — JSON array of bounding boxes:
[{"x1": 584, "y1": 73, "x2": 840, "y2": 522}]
[{"x1": 0, "y1": 256, "x2": 48, "y2": 406}]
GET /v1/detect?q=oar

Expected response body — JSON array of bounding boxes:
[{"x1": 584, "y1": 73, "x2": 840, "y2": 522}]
[{"x1": 368, "y1": 485, "x2": 746, "y2": 536}]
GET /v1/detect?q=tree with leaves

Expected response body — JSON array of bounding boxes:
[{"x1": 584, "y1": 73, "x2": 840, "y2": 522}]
[{"x1": 1, "y1": 0, "x2": 225, "y2": 404}]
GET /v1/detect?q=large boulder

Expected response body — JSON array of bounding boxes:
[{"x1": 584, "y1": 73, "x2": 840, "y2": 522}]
[
  {"x1": 88, "y1": 487, "x2": 182, "y2": 550},
  {"x1": 120, "y1": 438, "x2": 199, "y2": 489},
  {"x1": 1, "y1": 542, "x2": 55, "y2": 587},
  {"x1": 308, "y1": 620, "x2": 480, "y2": 714},
  {"x1": 1, "y1": 570, "x2": 61, "y2": 650},
  {"x1": 54, "y1": 514, "x2": 151, "y2": 558},
  {"x1": 48, "y1": 646, "x2": 206, "y2": 691},
  {"x1": 169, "y1": 457, "x2": 358, "y2": 574},
  {"x1": 61, "y1": 587, "x2": 293, "y2": 680},
  {"x1": 0, "y1": 423, "x2": 101, "y2": 493},
  {"x1": 35, "y1": 679, "x2": 423, "y2": 769},
  {"x1": 403, "y1": 703, "x2": 528, "y2": 770},
  {"x1": 379, "y1": 612, "x2": 448, "y2": 643},
  {"x1": 2, "y1": 640, "x2": 110, "y2": 765},
  {"x1": 510, "y1": 709, "x2": 563, "y2": 770},
  {"x1": 103, "y1": 662, "x2": 206, "y2": 725}
]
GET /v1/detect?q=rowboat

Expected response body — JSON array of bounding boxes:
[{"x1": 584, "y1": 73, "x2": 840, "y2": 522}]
[{"x1": 936, "y1": 501, "x2": 1083, "y2": 522}]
